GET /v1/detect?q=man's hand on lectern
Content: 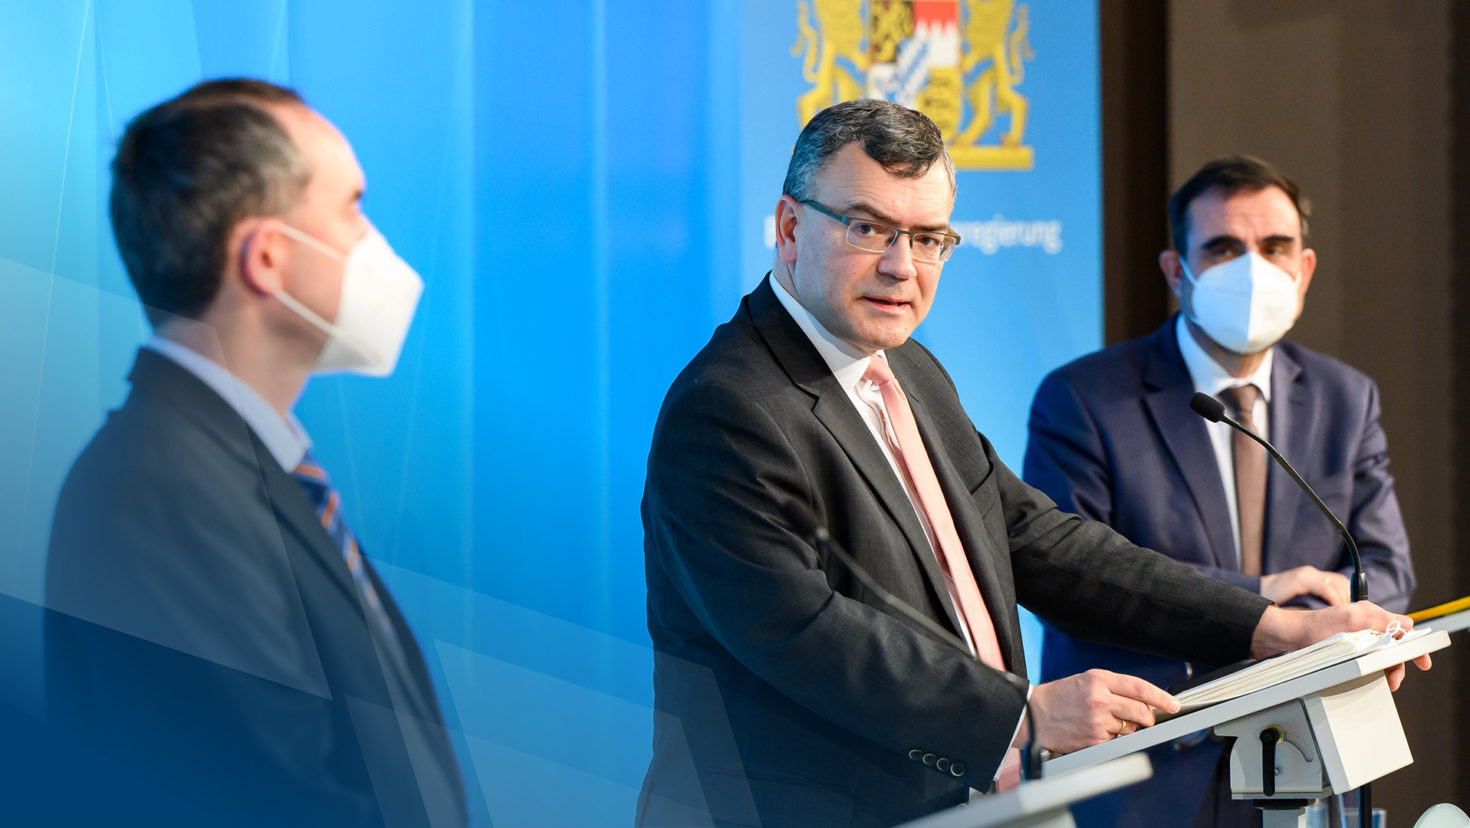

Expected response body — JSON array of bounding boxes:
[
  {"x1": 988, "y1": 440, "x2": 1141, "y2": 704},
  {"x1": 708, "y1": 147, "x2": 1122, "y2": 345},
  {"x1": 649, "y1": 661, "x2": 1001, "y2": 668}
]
[
  {"x1": 1024, "y1": 669, "x2": 1181, "y2": 753},
  {"x1": 1249, "y1": 604, "x2": 1432, "y2": 691}
]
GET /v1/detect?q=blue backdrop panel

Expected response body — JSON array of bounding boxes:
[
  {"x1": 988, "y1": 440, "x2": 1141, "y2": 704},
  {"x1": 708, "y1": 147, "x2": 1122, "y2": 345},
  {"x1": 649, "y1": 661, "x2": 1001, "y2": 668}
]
[{"x1": 1, "y1": 1, "x2": 1101, "y2": 824}]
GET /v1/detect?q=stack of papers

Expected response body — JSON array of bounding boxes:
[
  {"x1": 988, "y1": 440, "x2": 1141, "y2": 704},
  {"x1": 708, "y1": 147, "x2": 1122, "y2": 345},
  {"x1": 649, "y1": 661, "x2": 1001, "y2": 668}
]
[{"x1": 1172, "y1": 627, "x2": 1427, "y2": 712}]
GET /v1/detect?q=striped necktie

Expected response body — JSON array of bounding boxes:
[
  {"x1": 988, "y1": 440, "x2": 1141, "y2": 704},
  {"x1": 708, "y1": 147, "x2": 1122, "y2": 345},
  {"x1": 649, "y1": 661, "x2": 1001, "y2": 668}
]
[
  {"x1": 292, "y1": 453, "x2": 400, "y2": 644},
  {"x1": 290, "y1": 452, "x2": 451, "y2": 752}
]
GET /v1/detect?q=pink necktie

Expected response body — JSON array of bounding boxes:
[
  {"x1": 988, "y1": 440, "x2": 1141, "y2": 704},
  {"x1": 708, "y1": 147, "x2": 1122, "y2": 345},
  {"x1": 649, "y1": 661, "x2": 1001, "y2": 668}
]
[{"x1": 863, "y1": 353, "x2": 1021, "y2": 790}]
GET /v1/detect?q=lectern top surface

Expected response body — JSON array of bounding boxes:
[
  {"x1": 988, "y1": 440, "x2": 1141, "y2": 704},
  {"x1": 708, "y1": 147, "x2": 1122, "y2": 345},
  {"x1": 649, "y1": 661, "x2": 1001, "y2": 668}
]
[{"x1": 1042, "y1": 628, "x2": 1449, "y2": 777}]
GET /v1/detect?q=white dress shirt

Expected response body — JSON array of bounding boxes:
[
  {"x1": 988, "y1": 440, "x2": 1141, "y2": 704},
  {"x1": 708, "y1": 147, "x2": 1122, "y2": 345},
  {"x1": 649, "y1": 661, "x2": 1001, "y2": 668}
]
[{"x1": 1174, "y1": 314, "x2": 1273, "y2": 567}]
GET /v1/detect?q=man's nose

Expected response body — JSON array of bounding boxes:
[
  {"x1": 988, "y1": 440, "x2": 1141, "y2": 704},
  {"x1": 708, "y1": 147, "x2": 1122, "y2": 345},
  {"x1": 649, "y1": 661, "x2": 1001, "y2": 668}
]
[{"x1": 877, "y1": 234, "x2": 918, "y2": 280}]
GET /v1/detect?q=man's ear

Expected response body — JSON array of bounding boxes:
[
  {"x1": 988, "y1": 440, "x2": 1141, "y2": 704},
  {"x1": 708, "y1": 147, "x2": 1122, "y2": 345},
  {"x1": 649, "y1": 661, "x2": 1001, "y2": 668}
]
[
  {"x1": 235, "y1": 219, "x2": 287, "y2": 296},
  {"x1": 1159, "y1": 249, "x2": 1185, "y2": 298},
  {"x1": 774, "y1": 195, "x2": 801, "y2": 266},
  {"x1": 1297, "y1": 247, "x2": 1317, "y2": 296}
]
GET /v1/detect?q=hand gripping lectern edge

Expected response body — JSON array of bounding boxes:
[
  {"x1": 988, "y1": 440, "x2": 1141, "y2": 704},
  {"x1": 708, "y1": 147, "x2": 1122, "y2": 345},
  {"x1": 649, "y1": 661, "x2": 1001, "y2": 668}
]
[{"x1": 893, "y1": 629, "x2": 1449, "y2": 828}]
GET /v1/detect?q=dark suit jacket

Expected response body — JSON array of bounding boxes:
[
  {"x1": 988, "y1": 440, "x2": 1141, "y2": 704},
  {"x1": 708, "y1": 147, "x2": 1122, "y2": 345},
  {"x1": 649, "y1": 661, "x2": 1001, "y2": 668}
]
[
  {"x1": 44, "y1": 349, "x2": 467, "y2": 828},
  {"x1": 638, "y1": 280, "x2": 1272, "y2": 828},
  {"x1": 1024, "y1": 317, "x2": 1414, "y2": 827}
]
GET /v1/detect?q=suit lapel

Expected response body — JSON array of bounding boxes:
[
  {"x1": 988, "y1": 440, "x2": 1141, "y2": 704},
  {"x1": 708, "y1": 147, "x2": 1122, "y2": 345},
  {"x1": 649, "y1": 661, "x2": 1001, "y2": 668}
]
[
  {"x1": 257, "y1": 454, "x2": 367, "y2": 609},
  {"x1": 266, "y1": 455, "x2": 466, "y2": 821},
  {"x1": 359, "y1": 559, "x2": 467, "y2": 805},
  {"x1": 128, "y1": 349, "x2": 462, "y2": 820},
  {"x1": 258, "y1": 447, "x2": 448, "y2": 713},
  {"x1": 362, "y1": 563, "x2": 437, "y2": 699},
  {"x1": 129, "y1": 349, "x2": 365, "y2": 608},
  {"x1": 747, "y1": 279, "x2": 966, "y2": 639},
  {"x1": 1264, "y1": 347, "x2": 1307, "y2": 569},
  {"x1": 266, "y1": 447, "x2": 464, "y2": 805},
  {"x1": 1141, "y1": 323, "x2": 1238, "y2": 570},
  {"x1": 903, "y1": 379, "x2": 1020, "y2": 665}
]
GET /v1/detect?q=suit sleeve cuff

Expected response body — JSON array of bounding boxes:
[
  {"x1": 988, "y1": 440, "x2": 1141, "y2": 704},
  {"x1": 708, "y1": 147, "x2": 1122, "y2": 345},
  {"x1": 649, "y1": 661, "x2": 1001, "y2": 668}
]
[{"x1": 999, "y1": 683, "x2": 1034, "y2": 780}]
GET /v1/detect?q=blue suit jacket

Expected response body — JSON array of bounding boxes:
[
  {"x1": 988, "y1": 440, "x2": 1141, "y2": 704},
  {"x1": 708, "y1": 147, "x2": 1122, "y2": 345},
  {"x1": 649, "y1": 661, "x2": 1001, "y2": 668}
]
[{"x1": 1022, "y1": 317, "x2": 1414, "y2": 827}]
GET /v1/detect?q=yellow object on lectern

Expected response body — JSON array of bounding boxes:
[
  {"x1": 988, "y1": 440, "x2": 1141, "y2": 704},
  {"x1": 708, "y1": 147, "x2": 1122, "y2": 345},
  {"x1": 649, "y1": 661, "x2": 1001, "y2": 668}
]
[{"x1": 1408, "y1": 595, "x2": 1470, "y2": 623}]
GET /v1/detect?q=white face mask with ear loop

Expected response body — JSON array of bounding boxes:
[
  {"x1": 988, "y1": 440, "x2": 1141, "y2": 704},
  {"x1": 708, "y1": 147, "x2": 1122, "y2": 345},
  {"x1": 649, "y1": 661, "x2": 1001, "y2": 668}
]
[
  {"x1": 1180, "y1": 252, "x2": 1301, "y2": 355},
  {"x1": 270, "y1": 223, "x2": 424, "y2": 377}
]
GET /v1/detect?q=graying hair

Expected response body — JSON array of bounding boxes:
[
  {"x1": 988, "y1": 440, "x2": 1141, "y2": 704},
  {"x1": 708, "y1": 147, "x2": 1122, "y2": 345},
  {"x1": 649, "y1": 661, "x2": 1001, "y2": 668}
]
[{"x1": 782, "y1": 98, "x2": 956, "y2": 201}]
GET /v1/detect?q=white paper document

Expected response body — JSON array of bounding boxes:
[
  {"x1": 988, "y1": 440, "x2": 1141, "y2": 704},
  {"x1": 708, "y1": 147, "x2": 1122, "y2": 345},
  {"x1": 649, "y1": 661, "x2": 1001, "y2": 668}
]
[{"x1": 1173, "y1": 626, "x2": 1428, "y2": 711}]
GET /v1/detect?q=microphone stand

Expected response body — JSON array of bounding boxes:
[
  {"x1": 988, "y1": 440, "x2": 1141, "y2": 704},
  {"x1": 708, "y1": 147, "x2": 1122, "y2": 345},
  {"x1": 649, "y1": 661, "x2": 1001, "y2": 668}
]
[
  {"x1": 1189, "y1": 391, "x2": 1367, "y2": 603},
  {"x1": 1189, "y1": 392, "x2": 1373, "y2": 827}
]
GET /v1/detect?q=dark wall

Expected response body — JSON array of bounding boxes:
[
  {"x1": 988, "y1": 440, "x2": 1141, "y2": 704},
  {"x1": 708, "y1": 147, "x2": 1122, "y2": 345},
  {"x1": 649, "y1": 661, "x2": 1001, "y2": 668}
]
[
  {"x1": 1453, "y1": 0, "x2": 1470, "y2": 801},
  {"x1": 1101, "y1": 0, "x2": 1171, "y2": 344},
  {"x1": 1103, "y1": 0, "x2": 1469, "y2": 815}
]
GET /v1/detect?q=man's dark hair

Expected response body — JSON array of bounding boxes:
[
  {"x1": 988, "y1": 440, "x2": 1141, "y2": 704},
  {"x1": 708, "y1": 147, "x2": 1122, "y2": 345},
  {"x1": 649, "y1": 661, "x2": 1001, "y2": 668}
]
[
  {"x1": 782, "y1": 98, "x2": 956, "y2": 202},
  {"x1": 1168, "y1": 155, "x2": 1311, "y2": 253},
  {"x1": 110, "y1": 78, "x2": 311, "y2": 327}
]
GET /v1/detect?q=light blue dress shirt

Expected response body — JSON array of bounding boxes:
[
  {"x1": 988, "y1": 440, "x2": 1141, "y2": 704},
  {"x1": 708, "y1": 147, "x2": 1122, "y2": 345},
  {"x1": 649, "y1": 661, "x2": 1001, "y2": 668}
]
[{"x1": 142, "y1": 335, "x2": 313, "y2": 472}]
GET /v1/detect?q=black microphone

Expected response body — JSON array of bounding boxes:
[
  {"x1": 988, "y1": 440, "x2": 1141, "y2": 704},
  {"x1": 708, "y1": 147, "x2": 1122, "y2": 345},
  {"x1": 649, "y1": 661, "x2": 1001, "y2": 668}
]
[
  {"x1": 1191, "y1": 390, "x2": 1378, "y2": 828},
  {"x1": 1189, "y1": 391, "x2": 1368, "y2": 603},
  {"x1": 779, "y1": 500, "x2": 1044, "y2": 783}
]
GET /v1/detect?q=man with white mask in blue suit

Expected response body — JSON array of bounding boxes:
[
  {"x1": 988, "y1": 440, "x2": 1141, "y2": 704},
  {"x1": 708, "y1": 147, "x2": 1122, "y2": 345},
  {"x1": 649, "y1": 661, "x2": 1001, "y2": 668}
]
[
  {"x1": 45, "y1": 78, "x2": 465, "y2": 828},
  {"x1": 1024, "y1": 155, "x2": 1415, "y2": 828}
]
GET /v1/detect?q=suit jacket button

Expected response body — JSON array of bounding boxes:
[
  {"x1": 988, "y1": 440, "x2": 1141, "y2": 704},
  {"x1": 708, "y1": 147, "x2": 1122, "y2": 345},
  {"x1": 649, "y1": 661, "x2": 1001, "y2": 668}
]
[
  {"x1": 909, "y1": 749, "x2": 923, "y2": 761},
  {"x1": 951, "y1": 763, "x2": 966, "y2": 777},
  {"x1": 922, "y1": 753, "x2": 937, "y2": 766},
  {"x1": 936, "y1": 757, "x2": 950, "y2": 772}
]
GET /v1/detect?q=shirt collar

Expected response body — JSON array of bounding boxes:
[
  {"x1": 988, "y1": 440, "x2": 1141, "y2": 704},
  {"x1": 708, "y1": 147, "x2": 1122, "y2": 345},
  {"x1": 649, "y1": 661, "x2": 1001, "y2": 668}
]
[
  {"x1": 1175, "y1": 314, "x2": 1273, "y2": 402},
  {"x1": 143, "y1": 335, "x2": 313, "y2": 471},
  {"x1": 770, "y1": 271, "x2": 878, "y2": 391}
]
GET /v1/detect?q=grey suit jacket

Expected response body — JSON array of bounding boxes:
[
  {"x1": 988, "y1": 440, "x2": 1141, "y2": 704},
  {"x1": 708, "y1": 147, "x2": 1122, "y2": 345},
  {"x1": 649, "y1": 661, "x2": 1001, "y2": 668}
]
[
  {"x1": 637, "y1": 279, "x2": 1271, "y2": 828},
  {"x1": 45, "y1": 348, "x2": 466, "y2": 827}
]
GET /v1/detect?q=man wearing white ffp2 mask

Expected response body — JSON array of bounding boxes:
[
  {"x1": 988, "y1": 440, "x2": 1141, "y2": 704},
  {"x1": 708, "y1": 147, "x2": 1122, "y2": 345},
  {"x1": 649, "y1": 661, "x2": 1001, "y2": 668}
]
[
  {"x1": 1178, "y1": 250, "x2": 1302, "y2": 356},
  {"x1": 1024, "y1": 155, "x2": 1414, "y2": 828},
  {"x1": 272, "y1": 223, "x2": 424, "y2": 376},
  {"x1": 45, "y1": 80, "x2": 466, "y2": 828}
]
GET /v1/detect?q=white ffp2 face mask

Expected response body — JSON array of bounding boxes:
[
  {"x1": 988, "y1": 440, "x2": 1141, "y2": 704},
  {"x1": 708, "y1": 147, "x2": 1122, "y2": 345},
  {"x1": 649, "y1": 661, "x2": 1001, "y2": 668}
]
[
  {"x1": 1180, "y1": 252, "x2": 1301, "y2": 355},
  {"x1": 272, "y1": 224, "x2": 424, "y2": 377}
]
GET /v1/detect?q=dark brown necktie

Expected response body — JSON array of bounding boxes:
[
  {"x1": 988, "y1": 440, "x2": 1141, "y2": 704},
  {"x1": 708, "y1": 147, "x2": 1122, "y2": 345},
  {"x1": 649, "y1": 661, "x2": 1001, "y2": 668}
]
[{"x1": 1220, "y1": 385, "x2": 1265, "y2": 576}]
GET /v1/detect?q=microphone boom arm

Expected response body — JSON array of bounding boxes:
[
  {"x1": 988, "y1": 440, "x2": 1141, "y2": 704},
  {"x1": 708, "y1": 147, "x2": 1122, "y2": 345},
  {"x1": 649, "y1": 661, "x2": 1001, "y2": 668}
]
[{"x1": 1190, "y1": 391, "x2": 1368, "y2": 604}]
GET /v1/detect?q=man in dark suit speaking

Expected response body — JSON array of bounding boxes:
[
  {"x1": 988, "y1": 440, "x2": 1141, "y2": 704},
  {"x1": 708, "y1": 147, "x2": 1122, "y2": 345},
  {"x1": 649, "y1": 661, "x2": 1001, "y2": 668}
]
[
  {"x1": 637, "y1": 101, "x2": 1423, "y2": 828},
  {"x1": 1024, "y1": 156, "x2": 1416, "y2": 828},
  {"x1": 44, "y1": 79, "x2": 465, "y2": 827}
]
